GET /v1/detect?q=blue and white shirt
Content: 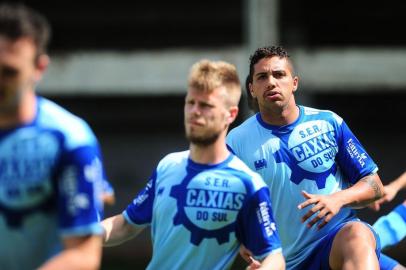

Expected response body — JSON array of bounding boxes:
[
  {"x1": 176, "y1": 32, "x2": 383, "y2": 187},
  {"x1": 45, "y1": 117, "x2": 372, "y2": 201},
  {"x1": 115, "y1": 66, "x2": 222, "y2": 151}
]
[
  {"x1": 0, "y1": 97, "x2": 105, "y2": 270},
  {"x1": 226, "y1": 105, "x2": 378, "y2": 269},
  {"x1": 373, "y1": 203, "x2": 406, "y2": 249},
  {"x1": 124, "y1": 151, "x2": 281, "y2": 270}
]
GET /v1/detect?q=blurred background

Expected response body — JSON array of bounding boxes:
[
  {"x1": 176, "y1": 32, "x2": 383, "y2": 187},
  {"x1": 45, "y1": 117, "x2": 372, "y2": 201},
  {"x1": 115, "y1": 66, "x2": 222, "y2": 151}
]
[{"x1": 19, "y1": 0, "x2": 406, "y2": 268}]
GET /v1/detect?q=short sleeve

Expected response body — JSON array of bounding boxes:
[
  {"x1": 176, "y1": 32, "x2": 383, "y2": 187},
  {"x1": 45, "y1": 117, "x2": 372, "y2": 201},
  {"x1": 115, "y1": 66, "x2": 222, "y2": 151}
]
[
  {"x1": 235, "y1": 187, "x2": 282, "y2": 259},
  {"x1": 335, "y1": 120, "x2": 378, "y2": 183},
  {"x1": 124, "y1": 170, "x2": 157, "y2": 226},
  {"x1": 57, "y1": 144, "x2": 105, "y2": 236}
]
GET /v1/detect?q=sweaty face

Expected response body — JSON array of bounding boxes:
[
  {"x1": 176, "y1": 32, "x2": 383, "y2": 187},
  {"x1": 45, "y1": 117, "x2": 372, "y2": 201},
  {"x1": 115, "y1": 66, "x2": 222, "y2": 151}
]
[
  {"x1": 0, "y1": 37, "x2": 38, "y2": 114},
  {"x1": 250, "y1": 56, "x2": 298, "y2": 113},
  {"x1": 184, "y1": 87, "x2": 230, "y2": 146}
]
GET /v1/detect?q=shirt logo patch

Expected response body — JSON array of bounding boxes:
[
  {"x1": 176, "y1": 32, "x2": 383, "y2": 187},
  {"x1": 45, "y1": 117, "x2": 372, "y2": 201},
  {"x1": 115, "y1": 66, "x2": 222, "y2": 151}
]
[
  {"x1": 275, "y1": 120, "x2": 338, "y2": 189},
  {"x1": 257, "y1": 201, "x2": 277, "y2": 237},
  {"x1": 170, "y1": 168, "x2": 246, "y2": 245},
  {"x1": 254, "y1": 159, "x2": 267, "y2": 170},
  {"x1": 157, "y1": 187, "x2": 165, "y2": 195},
  {"x1": 346, "y1": 138, "x2": 367, "y2": 168}
]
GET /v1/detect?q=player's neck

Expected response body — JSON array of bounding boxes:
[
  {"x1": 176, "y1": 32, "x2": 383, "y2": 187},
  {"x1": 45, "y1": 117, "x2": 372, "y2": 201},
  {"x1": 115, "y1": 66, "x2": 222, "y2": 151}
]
[
  {"x1": 189, "y1": 137, "x2": 230, "y2": 165},
  {"x1": 0, "y1": 90, "x2": 37, "y2": 129},
  {"x1": 260, "y1": 101, "x2": 299, "y2": 126}
]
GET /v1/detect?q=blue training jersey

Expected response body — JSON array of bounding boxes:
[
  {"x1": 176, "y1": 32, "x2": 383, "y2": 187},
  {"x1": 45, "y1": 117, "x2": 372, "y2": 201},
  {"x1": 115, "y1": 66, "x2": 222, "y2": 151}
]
[
  {"x1": 226, "y1": 105, "x2": 378, "y2": 269},
  {"x1": 124, "y1": 151, "x2": 282, "y2": 270},
  {"x1": 0, "y1": 97, "x2": 105, "y2": 270},
  {"x1": 373, "y1": 203, "x2": 406, "y2": 249}
]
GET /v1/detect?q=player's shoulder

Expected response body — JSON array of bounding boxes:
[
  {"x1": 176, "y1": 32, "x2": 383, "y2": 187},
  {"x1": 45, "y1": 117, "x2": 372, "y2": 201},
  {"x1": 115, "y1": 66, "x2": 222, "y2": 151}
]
[
  {"x1": 36, "y1": 97, "x2": 97, "y2": 148},
  {"x1": 228, "y1": 154, "x2": 267, "y2": 190},
  {"x1": 157, "y1": 150, "x2": 189, "y2": 170},
  {"x1": 301, "y1": 105, "x2": 343, "y2": 125},
  {"x1": 228, "y1": 113, "x2": 258, "y2": 139}
]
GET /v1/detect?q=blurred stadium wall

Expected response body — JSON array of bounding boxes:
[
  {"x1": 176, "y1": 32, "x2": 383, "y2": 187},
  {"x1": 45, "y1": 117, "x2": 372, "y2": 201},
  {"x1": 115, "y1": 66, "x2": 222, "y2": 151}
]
[{"x1": 19, "y1": 0, "x2": 406, "y2": 268}]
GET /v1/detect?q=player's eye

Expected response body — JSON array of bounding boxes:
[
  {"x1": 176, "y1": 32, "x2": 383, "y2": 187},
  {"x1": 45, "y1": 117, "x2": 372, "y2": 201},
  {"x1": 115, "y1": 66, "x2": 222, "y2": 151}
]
[
  {"x1": 0, "y1": 66, "x2": 19, "y2": 78},
  {"x1": 257, "y1": 74, "x2": 267, "y2": 80},
  {"x1": 272, "y1": 71, "x2": 285, "y2": 78},
  {"x1": 200, "y1": 102, "x2": 214, "y2": 109}
]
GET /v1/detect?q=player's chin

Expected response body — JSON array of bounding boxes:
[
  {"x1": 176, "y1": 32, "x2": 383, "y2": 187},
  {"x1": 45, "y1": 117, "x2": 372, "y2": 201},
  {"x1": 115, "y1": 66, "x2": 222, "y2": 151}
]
[
  {"x1": 187, "y1": 132, "x2": 219, "y2": 146},
  {"x1": 186, "y1": 126, "x2": 201, "y2": 136},
  {"x1": 186, "y1": 132, "x2": 204, "y2": 141}
]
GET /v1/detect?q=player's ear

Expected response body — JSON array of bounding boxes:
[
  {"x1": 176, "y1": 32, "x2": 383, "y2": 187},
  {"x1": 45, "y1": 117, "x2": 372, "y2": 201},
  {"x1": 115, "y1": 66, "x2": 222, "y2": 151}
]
[
  {"x1": 34, "y1": 54, "x2": 50, "y2": 82},
  {"x1": 249, "y1": 82, "x2": 255, "y2": 98},
  {"x1": 292, "y1": 75, "x2": 299, "y2": 93},
  {"x1": 227, "y1": 106, "x2": 239, "y2": 124}
]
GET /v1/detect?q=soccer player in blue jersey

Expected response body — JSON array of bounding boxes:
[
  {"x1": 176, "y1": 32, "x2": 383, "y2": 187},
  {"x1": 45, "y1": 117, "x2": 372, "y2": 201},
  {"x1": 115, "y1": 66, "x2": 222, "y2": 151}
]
[
  {"x1": 371, "y1": 172, "x2": 406, "y2": 270},
  {"x1": 226, "y1": 46, "x2": 385, "y2": 270},
  {"x1": 0, "y1": 3, "x2": 106, "y2": 270},
  {"x1": 101, "y1": 60, "x2": 285, "y2": 270}
]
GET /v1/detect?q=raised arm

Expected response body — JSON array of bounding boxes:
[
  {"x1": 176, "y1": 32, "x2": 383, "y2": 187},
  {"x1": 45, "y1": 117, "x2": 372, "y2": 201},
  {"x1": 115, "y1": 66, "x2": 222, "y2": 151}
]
[
  {"x1": 102, "y1": 214, "x2": 144, "y2": 247},
  {"x1": 371, "y1": 171, "x2": 406, "y2": 211},
  {"x1": 381, "y1": 171, "x2": 406, "y2": 202},
  {"x1": 390, "y1": 171, "x2": 406, "y2": 190}
]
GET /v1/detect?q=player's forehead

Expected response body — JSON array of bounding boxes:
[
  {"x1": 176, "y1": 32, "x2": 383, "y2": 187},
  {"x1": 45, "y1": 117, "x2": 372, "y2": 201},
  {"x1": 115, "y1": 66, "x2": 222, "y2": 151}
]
[
  {"x1": 0, "y1": 36, "x2": 37, "y2": 65},
  {"x1": 186, "y1": 86, "x2": 226, "y2": 102},
  {"x1": 253, "y1": 56, "x2": 291, "y2": 74}
]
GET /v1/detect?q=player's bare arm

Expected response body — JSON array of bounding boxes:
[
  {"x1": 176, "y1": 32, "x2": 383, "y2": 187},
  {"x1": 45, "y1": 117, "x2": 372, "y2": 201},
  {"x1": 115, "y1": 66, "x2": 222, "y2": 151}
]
[
  {"x1": 258, "y1": 252, "x2": 285, "y2": 270},
  {"x1": 348, "y1": 173, "x2": 384, "y2": 208},
  {"x1": 371, "y1": 171, "x2": 406, "y2": 210},
  {"x1": 298, "y1": 173, "x2": 384, "y2": 229},
  {"x1": 240, "y1": 244, "x2": 285, "y2": 270},
  {"x1": 102, "y1": 214, "x2": 144, "y2": 247},
  {"x1": 38, "y1": 235, "x2": 102, "y2": 270}
]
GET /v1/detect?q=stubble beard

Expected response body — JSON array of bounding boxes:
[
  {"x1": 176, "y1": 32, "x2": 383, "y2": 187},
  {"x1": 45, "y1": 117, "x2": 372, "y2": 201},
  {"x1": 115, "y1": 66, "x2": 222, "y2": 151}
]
[
  {"x1": 0, "y1": 86, "x2": 23, "y2": 115},
  {"x1": 185, "y1": 122, "x2": 228, "y2": 147},
  {"x1": 185, "y1": 130, "x2": 221, "y2": 147}
]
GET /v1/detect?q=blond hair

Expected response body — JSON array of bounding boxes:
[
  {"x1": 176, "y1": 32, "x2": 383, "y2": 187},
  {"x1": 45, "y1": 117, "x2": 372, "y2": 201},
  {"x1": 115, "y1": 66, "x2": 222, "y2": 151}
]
[{"x1": 188, "y1": 60, "x2": 241, "y2": 107}]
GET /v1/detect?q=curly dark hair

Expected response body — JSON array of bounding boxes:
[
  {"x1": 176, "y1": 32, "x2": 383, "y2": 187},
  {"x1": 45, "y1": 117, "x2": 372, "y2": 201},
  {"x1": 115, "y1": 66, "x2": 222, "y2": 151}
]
[
  {"x1": 0, "y1": 3, "x2": 50, "y2": 57},
  {"x1": 248, "y1": 46, "x2": 293, "y2": 83},
  {"x1": 246, "y1": 46, "x2": 294, "y2": 112}
]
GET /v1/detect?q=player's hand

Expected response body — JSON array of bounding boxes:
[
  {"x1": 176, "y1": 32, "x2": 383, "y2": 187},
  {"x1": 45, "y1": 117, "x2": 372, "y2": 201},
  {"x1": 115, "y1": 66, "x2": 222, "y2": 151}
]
[
  {"x1": 369, "y1": 184, "x2": 398, "y2": 211},
  {"x1": 101, "y1": 193, "x2": 116, "y2": 205},
  {"x1": 298, "y1": 190, "x2": 343, "y2": 230},
  {"x1": 240, "y1": 245, "x2": 261, "y2": 270},
  {"x1": 246, "y1": 256, "x2": 261, "y2": 270},
  {"x1": 240, "y1": 244, "x2": 252, "y2": 263}
]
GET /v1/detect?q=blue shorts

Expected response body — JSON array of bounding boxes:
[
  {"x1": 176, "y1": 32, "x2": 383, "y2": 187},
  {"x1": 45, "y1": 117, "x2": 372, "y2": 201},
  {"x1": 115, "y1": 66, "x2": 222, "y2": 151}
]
[{"x1": 298, "y1": 220, "x2": 381, "y2": 270}]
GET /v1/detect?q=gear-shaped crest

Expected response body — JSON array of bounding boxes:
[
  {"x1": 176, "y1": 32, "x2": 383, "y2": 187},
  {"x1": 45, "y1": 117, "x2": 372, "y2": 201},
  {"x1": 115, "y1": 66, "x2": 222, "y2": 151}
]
[
  {"x1": 170, "y1": 167, "x2": 242, "y2": 245},
  {"x1": 274, "y1": 141, "x2": 337, "y2": 189}
]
